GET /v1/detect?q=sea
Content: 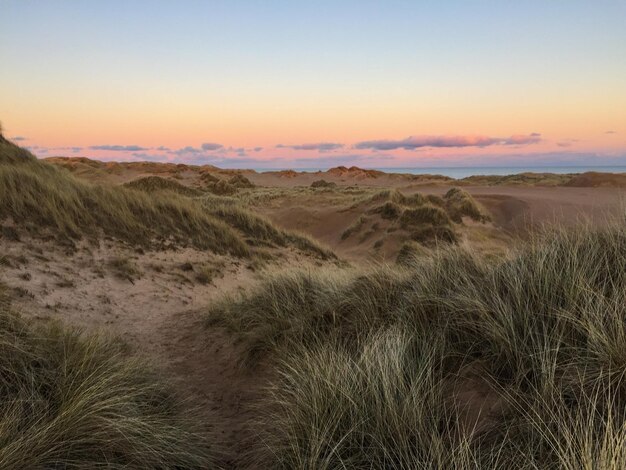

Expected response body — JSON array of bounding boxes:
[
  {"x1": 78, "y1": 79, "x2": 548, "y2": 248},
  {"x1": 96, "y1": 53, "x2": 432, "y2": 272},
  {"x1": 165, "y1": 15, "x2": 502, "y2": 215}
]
[{"x1": 254, "y1": 166, "x2": 626, "y2": 179}]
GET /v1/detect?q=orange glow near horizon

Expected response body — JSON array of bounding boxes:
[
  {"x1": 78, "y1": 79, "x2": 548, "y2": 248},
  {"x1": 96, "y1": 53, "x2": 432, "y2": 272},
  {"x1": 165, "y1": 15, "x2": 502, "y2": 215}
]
[{"x1": 2, "y1": 2, "x2": 625, "y2": 167}]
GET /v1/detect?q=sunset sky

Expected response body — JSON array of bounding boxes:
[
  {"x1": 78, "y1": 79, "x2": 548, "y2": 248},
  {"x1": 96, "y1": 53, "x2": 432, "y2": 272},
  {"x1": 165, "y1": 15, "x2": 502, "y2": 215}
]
[{"x1": 1, "y1": 1, "x2": 625, "y2": 168}]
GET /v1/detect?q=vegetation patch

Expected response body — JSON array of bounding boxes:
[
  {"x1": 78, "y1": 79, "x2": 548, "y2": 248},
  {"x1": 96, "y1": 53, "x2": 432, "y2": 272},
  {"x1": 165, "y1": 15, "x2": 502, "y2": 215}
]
[
  {"x1": 341, "y1": 215, "x2": 369, "y2": 240},
  {"x1": 207, "y1": 204, "x2": 335, "y2": 259},
  {"x1": 124, "y1": 175, "x2": 203, "y2": 197},
  {"x1": 0, "y1": 137, "x2": 250, "y2": 256},
  {"x1": 410, "y1": 224, "x2": 458, "y2": 245},
  {"x1": 0, "y1": 279, "x2": 215, "y2": 468},
  {"x1": 370, "y1": 201, "x2": 403, "y2": 220},
  {"x1": 228, "y1": 173, "x2": 255, "y2": 189},
  {"x1": 399, "y1": 204, "x2": 451, "y2": 228},
  {"x1": 206, "y1": 179, "x2": 238, "y2": 195},
  {"x1": 311, "y1": 179, "x2": 337, "y2": 188},
  {"x1": 444, "y1": 187, "x2": 490, "y2": 223},
  {"x1": 208, "y1": 219, "x2": 626, "y2": 468},
  {"x1": 108, "y1": 256, "x2": 141, "y2": 281}
]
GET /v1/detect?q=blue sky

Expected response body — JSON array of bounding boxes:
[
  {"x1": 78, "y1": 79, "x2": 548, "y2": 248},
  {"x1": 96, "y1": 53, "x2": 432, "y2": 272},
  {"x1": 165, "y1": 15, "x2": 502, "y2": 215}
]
[{"x1": 1, "y1": 1, "x2": 625, "y2": 168}]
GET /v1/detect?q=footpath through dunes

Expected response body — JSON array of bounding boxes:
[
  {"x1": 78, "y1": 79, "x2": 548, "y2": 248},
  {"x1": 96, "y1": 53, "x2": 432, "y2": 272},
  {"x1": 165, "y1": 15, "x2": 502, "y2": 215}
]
[
  {"x1": 0, "y1": 231, "x2": 298, "y2": 468},
  {"x1": 0, "y1": 136, "x2": 338, "y2": 467}
]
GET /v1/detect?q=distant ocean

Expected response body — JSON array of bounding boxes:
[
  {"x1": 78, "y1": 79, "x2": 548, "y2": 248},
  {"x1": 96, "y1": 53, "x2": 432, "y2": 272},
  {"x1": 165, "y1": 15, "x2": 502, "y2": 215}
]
[{"x1": 254, "y1": 166, "x2": 626, "y2": 179}]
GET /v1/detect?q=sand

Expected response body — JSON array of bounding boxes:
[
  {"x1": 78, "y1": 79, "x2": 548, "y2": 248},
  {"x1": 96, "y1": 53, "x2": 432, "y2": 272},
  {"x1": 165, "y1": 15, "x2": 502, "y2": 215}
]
[{"x1": 3, "y1": 160, "x2": 625, "y2": 467}]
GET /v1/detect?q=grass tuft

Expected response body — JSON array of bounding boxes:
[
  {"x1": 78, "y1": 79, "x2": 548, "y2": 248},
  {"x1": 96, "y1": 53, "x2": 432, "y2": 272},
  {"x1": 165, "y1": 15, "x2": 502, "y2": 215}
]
[
  {"x1": 208, "y1": 216, "x2": 626, "y2": 468},
  {"x1": 0, "y1": 280, "x2": 216, "y2": 468}
]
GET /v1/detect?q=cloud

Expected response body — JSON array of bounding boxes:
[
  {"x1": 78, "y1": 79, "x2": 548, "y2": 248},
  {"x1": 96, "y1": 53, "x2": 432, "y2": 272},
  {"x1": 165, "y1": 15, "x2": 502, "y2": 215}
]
[
  {"x1": 253, "y1": 147, "x2": 263, "y2": 152},
  {"x1": 26, "y1": 146, "x2": 48, "y2": 154},
  {"x1": 89, "y1": 144, "x2": 148, "y2": 151},
  {"x1": 276, "y1": 142, "x2": 344, "y2": 152},
  {"x1": 11, "y1": 136, "x2": 27, "y2": 141},
  {"x1": 556, "y1": 138, "x2": 579, "y2": 148},
  {"x1": 201, "y1": 142, "x2": 223, "y2": 151},
  {"x1": 605, "y1": 130, "x2": 617, "y2": 134},
  {"x1": 55, "y1": 146, "x2": 83, "y2": 153},
  {"x1": 172, "y1": 146, "x2": 203, "y2": 155},
  {"x1": 156, "y1": 145, "x2": 171, "y2": 151},
  {"x1": 355, "y1": 134, "x2": 541, "y2": 150}
]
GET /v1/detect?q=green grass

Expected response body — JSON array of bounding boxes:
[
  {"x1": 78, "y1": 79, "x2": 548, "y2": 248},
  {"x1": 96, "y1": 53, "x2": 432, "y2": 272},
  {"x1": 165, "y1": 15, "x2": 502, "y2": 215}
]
[
  {"x1": 208, "y1": 216, "x2": 626, "y2": 468},
  {"x1": 0, "y1": 281, "x2": 215, "y2": 468}
]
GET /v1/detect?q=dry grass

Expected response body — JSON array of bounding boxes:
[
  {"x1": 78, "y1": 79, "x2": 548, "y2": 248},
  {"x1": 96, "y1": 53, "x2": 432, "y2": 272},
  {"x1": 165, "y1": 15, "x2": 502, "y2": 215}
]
[
  {"x1": 228, "y1": 173, "x2": 255, "y2": 188},
  {"x1": 206, "y1": 204, "x2": 335, "y2": 259},
  {"x1": 410, "y1": 224, "x2": 458, "y2": 246},
  {"x1": 311, "y1": 179, "x2": 337, "y2": 188},
  {"x1": 358, "y1": 188, "x2": 487, "y2": 246},
  {"x1": 370, "y1": 201, "x2": 403, "y2": 220},
  {"x1": 444, "y1": 187, "x2": 490, "y2": 223},
  {"x1": 0, "y1": 137, "x2": 250, "y2": 256},
  {"x1": 1, "y1": 137, "x2": 336, "y2": 260},
  {"x1": 108, "y1": 256, "x2": 141, "y2": 282},
  {"x1": 0, "y1": 280, "x2": 215, "y2": 468},
  {"x1": 399, "y1": 204, "x2": 451, "y2": 227},
  {"x1": 208, "y1": 216, "x2": 626, "y2": 468},
  {"x1": 341, "y1": 215, "x2": 369, "y2": 240},
  {"x1": 124, "y1": 175, "x2": 203, "y2": 197}
]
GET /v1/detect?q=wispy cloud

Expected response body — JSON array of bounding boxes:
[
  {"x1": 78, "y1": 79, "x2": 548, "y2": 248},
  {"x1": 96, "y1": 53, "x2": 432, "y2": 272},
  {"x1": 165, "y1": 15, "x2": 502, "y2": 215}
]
[
  {"x1": 89, "y1": 144, "x2": 149, "y2": 151},
  {"x1": 605, "y1": 130, "x2": 617, "y2": 134},
  {"x1": 11, "y1": 136, "x2": 27, "y2": 141},
  {"x1": 355, "y1": 134, "x2": 541, "y2": 150},
  {"x1": 276, "y1": 142, "x2": 344, "y2": 152},
  {"x1": 201, "y1": 142, "x2": 224, "y2": 151},
  {"x1": 172, "y1": 146, "x2": 204, "y2": 155}
]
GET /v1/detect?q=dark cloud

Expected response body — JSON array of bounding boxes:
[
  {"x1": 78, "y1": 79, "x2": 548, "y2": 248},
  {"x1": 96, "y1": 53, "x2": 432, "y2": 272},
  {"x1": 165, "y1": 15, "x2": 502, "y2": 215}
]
[
  {"x1": 201, "y1": 142, "x2": 224, "y2": 151},
  {"x1": 276, "y1": 142, "x2": 344, "y2": 152},
  {"x1": 89, "y1": 144, "x2": 148, "y2": 151},
  {"x1": 355, "y1": 134, "x2": 541, "y2": 150},
  {"x1": 253, "y1": 147, "x2": 263, "y2": 152},
  {"x1": 156, "y1": 146, "x2": 171, "y2": 151},
  {"x1": 11, "y1": 136, "x2": 27, "y2": 141}
]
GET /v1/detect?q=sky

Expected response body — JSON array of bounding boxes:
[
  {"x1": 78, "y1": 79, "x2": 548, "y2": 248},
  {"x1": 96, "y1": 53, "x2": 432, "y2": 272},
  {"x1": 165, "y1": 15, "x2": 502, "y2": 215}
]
[{"x1": 1, "y1": 1, "x2": 625, "y2": 169}]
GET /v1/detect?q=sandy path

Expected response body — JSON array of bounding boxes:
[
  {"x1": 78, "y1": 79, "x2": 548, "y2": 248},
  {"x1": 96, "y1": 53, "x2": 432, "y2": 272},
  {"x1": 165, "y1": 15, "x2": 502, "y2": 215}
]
[{"x1": 0, "y1": 236, "x2": 283, "y2": 468}]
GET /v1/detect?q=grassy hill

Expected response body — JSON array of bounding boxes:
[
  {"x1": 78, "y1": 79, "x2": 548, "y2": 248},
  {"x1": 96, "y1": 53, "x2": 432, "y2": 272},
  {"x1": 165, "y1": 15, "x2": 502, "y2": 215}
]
[
  {"x1": 0, "y1": 135, "x2": 333, "y2": 259},
  {"x1": 209, "y1": 217, "x2": 626, "y2": 468}
]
